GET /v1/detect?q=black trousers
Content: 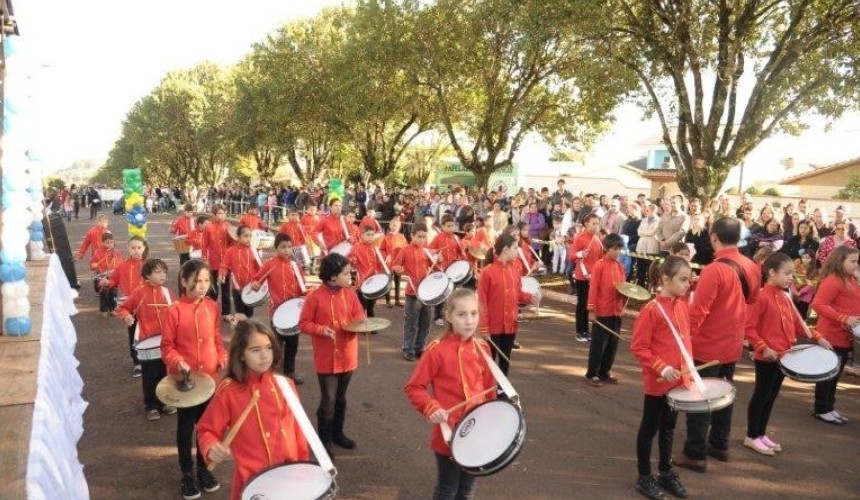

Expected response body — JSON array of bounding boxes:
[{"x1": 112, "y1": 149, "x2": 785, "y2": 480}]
[
  {"x1": 636, "y1": 395, "x2": 677, "y2": 476},
  {"x1": 99, "y1": 288, "x2": 117, "y2": 313},
  {"x1": 489, "y1": 333, "x2": 515, "y2": 376},
  {"x1": 385, "y1": 272, "x2": 402, "y2": 304},
  {"x1": 89, "y1": 203, "x2": 99, "y2": 219},
  {"x1": 682, "y1": 362, "x2": 735, "y2": 459},
  {"x1": 179, "y1": 252, "x2": 190, "y2": 267},
  {"x1": 127, "y1": 322, "x2": 140, "y2": 366},
  {"x1": 141, "y1": 359, "x2": 167, "y2": 411},
  {"x1": 360, "y1": 294, "x2": 376, "y2": 318},
  {"x1": 574, "y1": 280, "x2": 590, "y2": 334},
  {"x1": 212, "y1": 277, "x2": 231, "y2": 315},
  {"x1": 231, "y1": 287, "x2": 254, "y2": 318},
  {"x1": 434, "y1": 452, "x2": 477, "y2": 500},
  {"x1": 282, "y1": 334, "x2": 300, "y2": 375},
  {"x1": 586, "y1": 315, "x2": 620, "y2": 379},
  {"x1": 434, "y1": 303, "x2": 444, "y2": 321},
  {"x1": 177, "y1": 401, "x2": 209, "y2": 473},
  {"x1": 635, "y1": 258, "x2": 651, "y2": 288},
  {"x1": 747, "y1": 360, "x2": 784, "y2": 438},
  {"x1": 317, "y1": 371, "x2": 353, "y2": 420},
  {"x1": 814, "y1": 347, "x2": 851, "y2": 414}
]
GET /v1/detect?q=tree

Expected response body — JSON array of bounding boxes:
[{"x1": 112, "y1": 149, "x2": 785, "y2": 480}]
[
  {"x1": 409, "y1": 0, "x2": 624, "y2": 187},
  {"x1": 605, "y1": 0, "x2": 860, "y2": 201},
  {"x1": 835, "y1": 175, "x2": 860, "y2": 201},
  {"x1": 43, "y1": 177, "x2": 65, "y2": 190}
]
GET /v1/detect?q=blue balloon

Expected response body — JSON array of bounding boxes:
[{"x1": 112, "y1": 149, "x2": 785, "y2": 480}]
[
  {"x1": 0, "y1": 247, "x2": 26, "y2": 265},
  {"x1": 0, "y1": 263, "x2": 26, "y2": 281},
  {"x1": 29, "y1": 221, "x2": 43, "y2": 232},
  {"x1": 4, "y1": 316, "x2": 31, "y2": 336},
  {"x1": 29, "y1": 230, "x2": 44, "y2": 241}
]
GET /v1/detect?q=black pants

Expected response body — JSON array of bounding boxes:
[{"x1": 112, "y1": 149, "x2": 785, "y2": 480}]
[
  {"x1": 814, "y1": 347, "x2": 851, "y2": 414},
  {"x1": 636, "y1": 395, "x2": 677, "y2": 476},
  {"x1": 385, "y1": 272, "x2": 402, "y2": 304},
  {"x1": 99, "y1": 288, "x2": 117, "y2": 313},
  {"x1": 574, "y1": 280, "x2": 590, "y2": 334},
  {"x1": 317, "y1": 371, "x2": 353, "y2": 420},
  {"x1": 636, "y1": 258, "x2": 651, "y2": 288},
  {"x1": 127, "y1": 322, "x2": 140, "y2": 366},
  {"x1": 179, "y1": 252, "x2": 190, "y2": 267},
  {"x1": 489, "y1": 334, "x2": 515, "y2": 376},
  {"x1": 231, "y1": 287, "x2": 253, "y2": 318},
  {"x1": 434, "y1": 452, "x2": 477, "y2": 500},
  {"x1": 89, "y1": 203, "x2": 99, "y2": 219},
  {"x1": 282, "y1": 334, "x2": 300, "y2": 375},
  {"x1": 360, "y1": 294, "x2": 376, "y2": 318},
  {"x1": 682, "y1": 362, "x2": 735, "y2": 459},
  {"x1": 141, "y1": 359, "x2": 167, "y2": 411},
  {"x1": 177, "y1": 401, "x2": 209, "y2": 474},
  {"x1": 214, "y1": 277, "x2": 231, "y2": 315},
  {"x1": 747, "y1": 360, "x2": 784, "y2": 438},
  {"x1": 586, "y1": 315, "x2": 620, "y2": 379}
]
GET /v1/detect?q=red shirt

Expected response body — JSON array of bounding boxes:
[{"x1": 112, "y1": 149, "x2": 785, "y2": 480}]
[
  {"x1": 349, "y1": 241, "x2": 384, "y2": 286},
  {"x1": 253, "y1": 255, "x2": 306, "y2": 319},
  {"x1": 568, "y1": 231, "x2": 603, "y2": 280},
  {"x1": 278, "y1": 220, "x2": 306, "y2": 247},
  {"x1": 298, "y1": 285, "x2": 366, "y2": 374},
  {"x1": 198, "y1": 372, "x2": 310, "y2": 500},
  {"x1": 90, "y1": 247, "x2": 123, "y2": 273},
  {"x1": 161, "y1": 296, "x2": 228, "y2": 376},
  {"x1": 186, "y1": 228, "x2": 207, "y2": 258},
  {"x1": 689, "y1": 247, "x2": 761, "y2": 363},
  {"x1": 380, "y1": 232, "x2": 408, "y2": 267},
  {"x1": 76, "y1": 225, "x2": 109, "y2": 260},
  {"x1": 171, "y1": 215, "x2": 195, "y2": 237},
  {"x1": 107, "y1": 257, "x2": 145, "y2": 298},
  {"x1": 587, "y1": 257, "x2": 625, "y2": 316},
  {"x1": 517, "y1": 239, "x2": 536, "y2": 276},
  {"x1": 203, "y1": 220, "x2": 233, "y2": 269},
  {"x1": 220, "y1": 244, "x2": 261, "y2": 290},
  {"x1": 315, "y1": 215, "x2": 348, "y2": 250},
  {"x1": 116, "y1": 282, "x2": 174, "y2": 341},
  {"x1": 392, "y1": 243, "x2": 433, "y2": 296},
  {"x1": 238, "y1": 213, "x2": 266, "y2": 231},
  {"x1": 300, "y1": 213, "x2": 319, "y2": 243},
  {"x1": 404, "y1": 334, "x2": 496, "y2": 456},
  {"x1": 812, "y1": 274, "x2": 860, "y2": 348},
  {"x1": 746, "y1": 285, "x2": 810, "y2": 360},
  {"x1": 478, "y1": 260, "x2": 532, "y2": 335},
  {"x1": 360, "y1": 215, "x2": 382, "y2": 233},
  {"x1": 630, "y1": 295, "x2": 693, "y2": 396},
  {"x1": 430, "y1": 232, "x2": 465, "y2": 270}
]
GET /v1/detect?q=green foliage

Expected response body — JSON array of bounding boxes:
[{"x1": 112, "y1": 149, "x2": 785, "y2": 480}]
[
  {"x1": 834, "y1": 175, "x2": 860, "y2": 201},
  {"x1": 745, "y1": 186, "x2": 761, "y2": 195},
  {"x1": 43, "y1": 177, "x2": 65, "y2": 189},
  {"x1": 762, "y1": 187, "x2": 782, "y2": 197},
  {"x1": 724, "y1": 187, "x2": 739, "y2": 195}
]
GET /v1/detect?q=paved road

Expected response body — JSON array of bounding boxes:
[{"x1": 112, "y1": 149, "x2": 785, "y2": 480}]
[{"x1": 69, "y1": 213, "x2": 859, "y2": 499}]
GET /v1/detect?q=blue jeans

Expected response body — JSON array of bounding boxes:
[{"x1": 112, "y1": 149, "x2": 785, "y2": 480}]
[
  {"x1": 403, "y1": 296, "x2": 431, "y2": 356},
  {"x1": 434, "y1": 452, "x2": 476, "y2": 500}
]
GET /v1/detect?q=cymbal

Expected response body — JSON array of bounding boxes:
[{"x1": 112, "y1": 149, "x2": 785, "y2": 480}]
[
  {"x1": 615, "y1": 282, "x2": 652, "y2": 302},
  {"x1": 469, "y1": 247, "x2": 488, "y2": 260},
  {"x1": 343, "y1": 317, "x2": 391, "y2": 333},
  {"x1": 156, "y1": 371, "x2": 216, "y2": 408}
]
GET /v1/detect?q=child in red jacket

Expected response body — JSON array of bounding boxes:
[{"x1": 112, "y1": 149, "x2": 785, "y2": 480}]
[
  {"x1": 219, "y1": 225, "x2": 261, "y2": 318},
  {"x1": 585, "y1": 233, "x2": 626, "y2": 387},
  {"x1": 100, "y1": 236, "x2": 148, "y2": 376},
  {"x1": 91, "y1": 232, "x2": 123, "y2": 317}
]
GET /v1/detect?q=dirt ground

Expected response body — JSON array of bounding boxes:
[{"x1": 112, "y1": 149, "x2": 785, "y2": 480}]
[{"x1": 69, "y1": 214, "x2": 859, "y2": 499}]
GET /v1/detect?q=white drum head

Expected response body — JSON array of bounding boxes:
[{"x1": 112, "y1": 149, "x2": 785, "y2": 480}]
[
  {"x1": 780, "y1": 345, "x2": 839, "y2": 376},
  {"x1": 330, "y1": 242, "x2": 352, "y2": 256},
  {"x1": 273, "y1": 298, "x2": 304, "y2": 332},
  {"x1": 242, "y1": 283, "x2": 269, "y2": 305},
  {"x1": 417, "y1": 272, "x2": 451, "y2": 302},
  {"x1": 361, "y1": 274, "x2": 390, "y2": 295},
  {"x1": 241, "y1": 462, "x2": 333, "y2": 500},
  {"x1": 451, "y1": 401, "x2": 521, "y2": 468},
  {"x1": 520, "y1": 276, "x2": 540, "y2": 296},
  {"x1": 445, "y1": 260, "x2": 471, "y2": 282},
  {"x1": 667, "y1": 378, "x2": 733, "y2": 402},
  {"x1": 136, "y1": 335, "x2": 162, "y2": 350}
]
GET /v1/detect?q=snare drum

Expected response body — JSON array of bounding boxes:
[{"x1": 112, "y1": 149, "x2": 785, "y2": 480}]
[
  {"x1": 292, "y1": 245, "x2": 311, "y2": 267},
  {"x1": 779, "y1": 344, "x2": 840, "y2": 383},
  {"x1": 330, "y1": 242, "x2": 352, "y2": 257},
  {"x1": 92, "y1": 272, "x2": 109, "y2": 293},
  {"x1": 241, "y1": 282, "x2": 269, "y2": 308},
  {"x1": 450, "y1": 400, "x2": 526, "y2": 476},
  {"x1": 417, "y1": 271, "x2": 454, "y2": 306},
  {"x1": 135, "y1": 335, "x2": 162, "y2": 361},
  {"x1": 173, "y1": 235, "x2": 190, "y2": 253},
  {"x1": 252, "y1": 230, "x2": 275, "y2": 250},
  {"x1": 241, "y1": 462, "x2": 336, "y2": 500},
  {"x1": 360, "y1": 273, "x2": 392, "y2": 300},
  {"x1": 520, "y1": 276, "x2": 542, "y2": 301},
  {"x1": 273, "y1": 298, "x2": 304, "y2": 336},
  {"x1": 666, "y1": 378, "x2": 736, "y2": 413},
  {"x1": 445, "y1": 260, "x2": 473, "y2": 286}
]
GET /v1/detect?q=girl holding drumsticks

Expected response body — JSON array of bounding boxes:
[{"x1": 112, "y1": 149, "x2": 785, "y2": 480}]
[
  {"x1": 404, "y1": 289, "x2": 497, "y2": 500},
  {"x1": 744, "y1": 252, "x2": 831, "y2": 454},
  {"x1": 630, "y1": 256, "x2": 692, "y2": 500},
  {"x1": 197, "y1": 319, "x2": 310, "y2": 500}
]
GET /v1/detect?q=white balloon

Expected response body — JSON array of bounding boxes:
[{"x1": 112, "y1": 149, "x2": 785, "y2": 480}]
[
  {"x1": 3, "y1": 207, "x2": 31, "y2": 229},
  {"x1": 15, "y1": 298, "x2": 30, "y2": 317},
  {"x1": 13, "y1": 281, "x2": 29, "y2": 299},
  {"x1": 30, "y1": 250, "x2": 46, "y2": 261},
  {"x1": 30, "y1": 206, "x2": 45, "y2": 223},
  {"x1": 3, "y1": 297, "x2": 22, "y2": 317},
  {"x1": 29, "y1": 241, "x2": 44, "y2": 251},
  {"x1": 2, "y1": 244, "x2": 28, "y2": 263},
  {"x1": 2, "y1": 283, "x2": 17, "y2": 300},
  {"x1": 3, "y1": 166, "x2": 28, "y2": 187}
]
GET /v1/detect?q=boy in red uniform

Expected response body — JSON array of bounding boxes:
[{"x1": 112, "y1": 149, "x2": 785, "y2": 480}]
[
  {"x1": 75, "y1": 213, "x2": 110, "y2": 262},
  {"x1": 430, "y1": 214, "x2": 466, "y2": 324},
  {"x1": 279, "y1": 209, "x2": 310, "y2": 269},
  {"x1": 100, "y1": 236, "x2": 148, "y2": 377},
  {"x1": 161, "y1": 259, "x2": 229, "y2": 499},
  {"x1": 116, "y1": 258, "x2": 177, "y2": 421},
  {"x1": 238, "y1": 205, "x2": 267, "y2": 231},
  {"x1": 171, "y1": 204, "x2": 196, "y2": 266},
  {"x1": 202, "y1": 204, "x2": 234, "y2": 317},
  {"x1": 219, "y1": 225, "x2": 261, "y2": 318},
  {"x1": 404, "y1": 289, "x2": 496, "y2": 499},
  {"x1": 393, "y1": 223, "x2": 435, "y2": 361},
  {"x1": 585, "y1": 233, "x2": 626, "y2": 387},
  {"x1": 569, "y1": 214, "x2": 604, "y2": 342},
  {"x1": 315, "y1": 199, "x2": 350, "y2": 253},
  {"x1": 349, "y1": 224, "x2": 386, "y2": 318},
  {"x1": 91, "y1": 232, "x2": 123, "y2": 317},
  {"x1": 381, "y1": 217, "x2": 408, "y2": 307},
  {"x1": 198, "y1": 320, "x2": 310, "y2": 500},
  {"x1": 185, "y1": 214, "x2": 210, "y2": 262},
  {"x1": 251, "y1": 233, "x2": 308, "y2": 384},
  {"x1": 344, "y1": 210, "x2": 361, "y2": 243}
]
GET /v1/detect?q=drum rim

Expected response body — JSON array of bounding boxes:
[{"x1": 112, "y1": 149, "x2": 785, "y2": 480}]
[
  {"x1": 778, "y1": 345, "x2": 840, "y2": 382},
  {"x1": 136, "y1": 334, "x2": 162, "y2": 349},
  {"x1": 452, "y1": 400, "x2": 526, "y2": 476},
  {"x1": 241, "y1": 460, "x2": 335, "y2": 500},
  {"x1": 417, "y1": 272, "x2": 453, "y2": 305},
  {"x1": 360, "y1": 274, "x2": 393, "y2": 300},
  {"x1": 445, "y1": 260, "x2": 473, "y2": 283},
  {"x1": 666, "y1": 381, "x2": 736, "y2": 412}
]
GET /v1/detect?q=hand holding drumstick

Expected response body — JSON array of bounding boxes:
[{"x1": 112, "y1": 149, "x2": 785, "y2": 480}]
[
  {"x1": 207, "y1": 390, "x2": 260, "y2": 470},
  {"x1": 430, "y1": 386, "x2": 498, "y2": 425},
  {"x1": 657, "y1": 360, "x2": 719, "y2": 383}
]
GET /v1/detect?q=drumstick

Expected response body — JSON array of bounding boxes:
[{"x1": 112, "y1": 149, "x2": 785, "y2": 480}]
[
  {"x1": 208, "y1": 389, "x2": 260, "y2": 471},
  {"x1": 591, "y1": 319, "x2": 630, "y2": 342},
  {"x1": 444, "y1": 386, "x2": 497, "y2": 414},
  {"x1": 485, "y1": 336, "x2": 512, "y2": 365},
  {"x1": 782, "y1": 290, "x2": 817, "y2": 340},
  {"x1": 657, "y1": 360, "x2": 719, "y2": 382}
]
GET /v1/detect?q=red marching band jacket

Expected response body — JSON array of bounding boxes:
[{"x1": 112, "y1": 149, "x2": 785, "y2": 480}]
[
  {"x1": 392, "y1": 243, "x2": 434, "y2": 297},
  {"x1": 90, "y1": 247, "x2": 123, "y2": 273},
  {"x1": 746, "y1": 284, "x2": 818, "y2": 361},
  {"x1": 219, "y1": 243, "x2": 261, "y2": 290},
  {"x1": 630, "y1": 295, "x2": 693, "y2": 396},
  {"x1": 253, "y1": 255, "x2": 306, "y2": 320},
  {"x1": 404, "y1": 334, "x2": 497, "y2": 456},
  {"x1": 568, "y1": 231, "x2": 603, "y2": 281},
  {"x1": 171, "y1": 215, "x2": 195, "y2": 237},
  {"x1": 315, "y1": 215, "x2": 348, "y2": 250},
  {"x1": 811, "y1": 274, "x2": 860, "y2": 349},
  {"x1": 161, "y1": 296, "x2": 228, "y2": 377},
  {"x1": 76, "y1": 225, "x2": 109, "y2": 260},
  {"x1": 298, "y1": 285, "x2": 366, "y2": 374},
  {"x1": 278, "y1": 220, "x2": 307, "y2": 248},
  {"x1": 430, "y1": 232, "x2": 465, "y2": 271},
  {"x1": 587, "y1": 256, "x2": 625, "y2": 316},
  {"x1": 202, "y1": 220, "x2": 233, "y2": 269},
  {"x1": 478, "y1": 260, "x2": 533, "y2": 335},
  {"x1": 349, "y1": 241, "x2": 385, "y2": 287},
  {"x1": 238, "y1": 213, "x2": 266, "y2": 231},
  {"x1": 116, "y1": 282, "x2": 175, "y2": 342},
  {"x1": 106, "y1": 257, "x2": 145, "y2": 298},
  {"x1": 380, "y1": 232, "x2": 408, "y2": 267}
]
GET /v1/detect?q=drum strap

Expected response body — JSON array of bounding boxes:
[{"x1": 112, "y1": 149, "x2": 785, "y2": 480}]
[
  {"x1": 290, "y1": 261, "x2": 307, "y2": 294},
  {"x1": 273, "y1": 374, "x2": 337, "y2": 477},
  {"x1": 374, "y1": 246, "x2": 391, "y2": 275},
  {"x1": 654, "y1": 301, "x2": 707, "y2": 394},
  {"x1": 340, "y1": 215, "x2": 350, "y2": 241},
  {"x1": 517, "y1": 248, "x2": 530, "y2": 273},
  {"x1": 477, "y1": 342, "x2": 518, "y2": 401}
]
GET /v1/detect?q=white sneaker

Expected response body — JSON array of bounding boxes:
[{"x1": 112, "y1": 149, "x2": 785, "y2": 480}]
[
  {"x1": 743, "y1": 436, "x2": 775, "y2": 456},
  {"x1": 815, "y1": 411, "x2": 844, "y2": 425},
  {"x1": 831, "y1": 410, "x2": 849, "y2": 423},
  {"x1": 434, "y1": 318, "x2": 444, "y2": 326}
]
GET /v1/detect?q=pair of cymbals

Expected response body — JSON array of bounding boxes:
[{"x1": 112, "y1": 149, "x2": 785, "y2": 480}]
[
  {"x1": 615, "y1": 282, "x2": 652, "y2": 302},
  {"x1": 469, "y1": 247, "x2": 488, "y2": 260},
  {"x1": 344, "y1": 317, "x2": 392, "y2": 333},
  {"x1": 156, "y1": 371, "x2": 216, "y2": 408}
]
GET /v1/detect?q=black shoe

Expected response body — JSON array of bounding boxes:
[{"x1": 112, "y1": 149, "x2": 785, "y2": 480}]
[
  {"x1": 635, "y1": 475, "x2": 665, "y2": 499},
  {"x1": 196, "y1": 467, "x2": 220, "y2": 493},
  {"x1": 658, "y1": 470, "x2": 687, "y2": 498},
  {"x1": 287, "y1": 372, "x2": 305, "y2": 386},
  {"x1": 332, "y1": 433, "x2": 356, "y2": 449},
  {"x1": 402, "y1": 352, "x2": 416, "y2": 362},
  {"x1": 512, "y1": 340, "x2": 522, "y2": 349},
  {"x1": 180, "y1": 473, "x2": 201, "y2": 500}
]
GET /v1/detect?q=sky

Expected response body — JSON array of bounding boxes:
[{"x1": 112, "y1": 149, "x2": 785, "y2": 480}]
[{"x1": 13, "y1": 0, "x2": 860, "y2": 184}]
